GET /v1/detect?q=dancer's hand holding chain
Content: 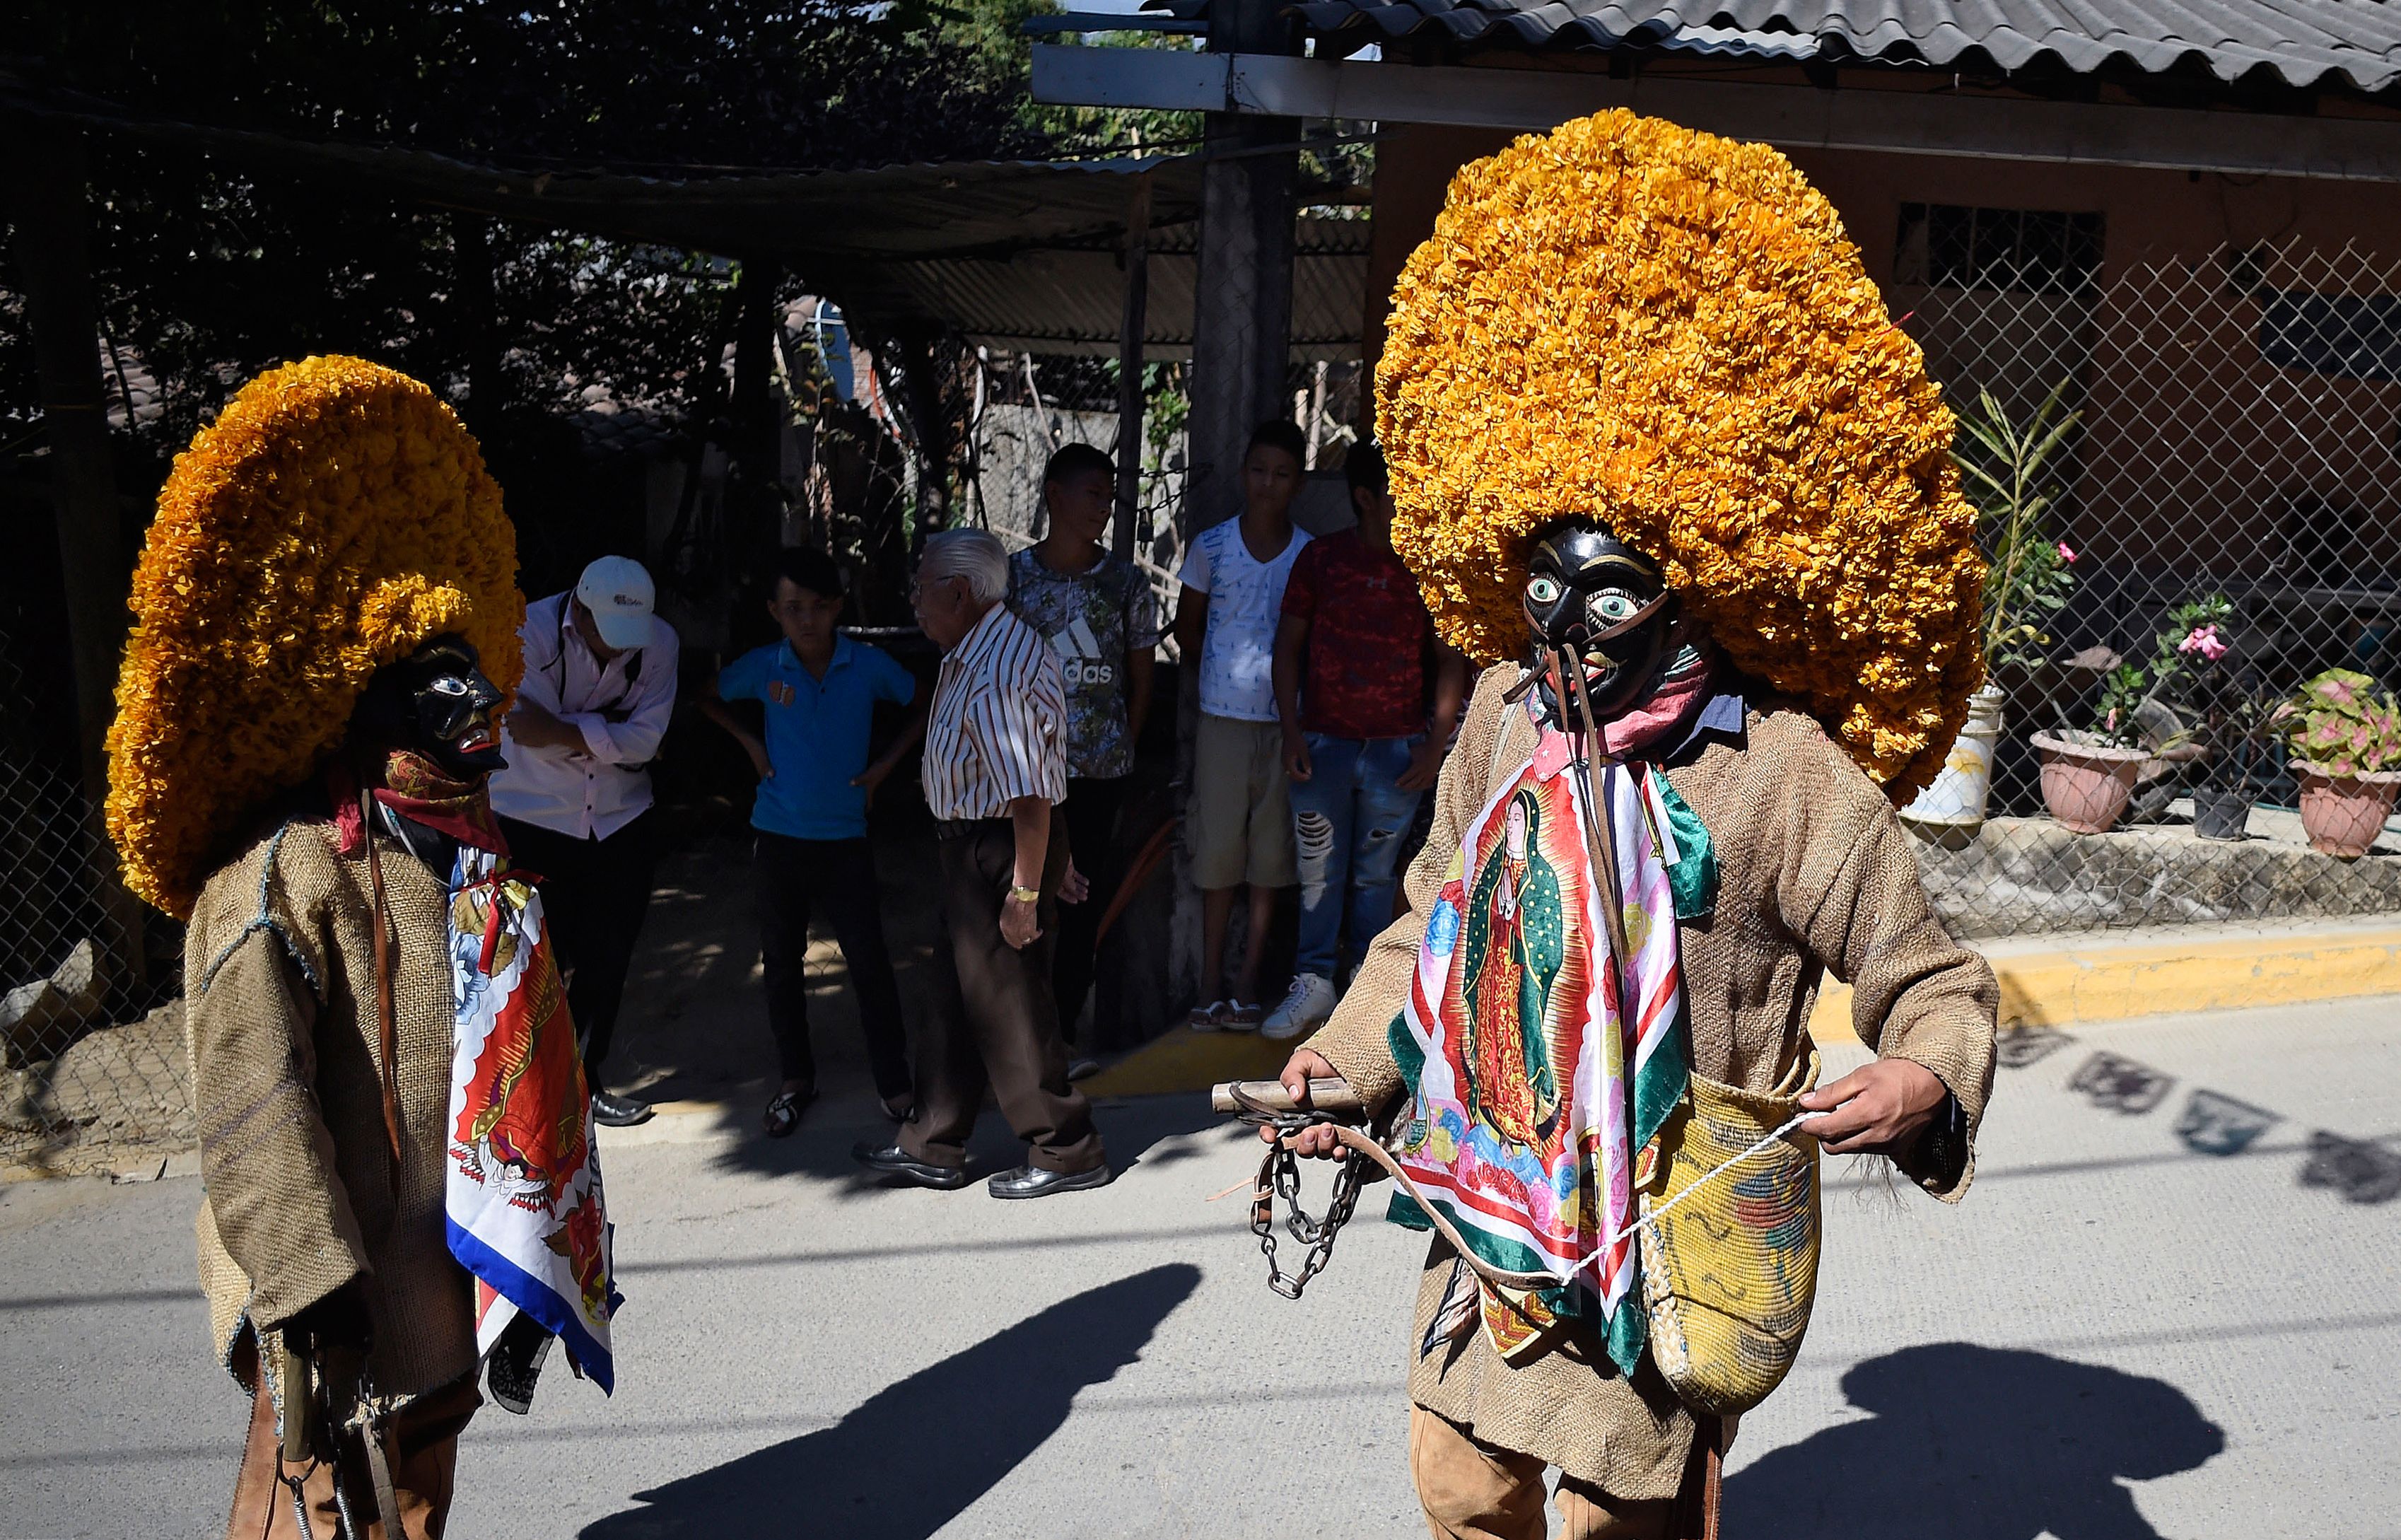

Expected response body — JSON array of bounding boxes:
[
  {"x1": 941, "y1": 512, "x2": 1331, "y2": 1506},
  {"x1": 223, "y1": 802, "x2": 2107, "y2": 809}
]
[{"x1": 1268, "y1": 1049, "x2": 1349, "y2": 1158}]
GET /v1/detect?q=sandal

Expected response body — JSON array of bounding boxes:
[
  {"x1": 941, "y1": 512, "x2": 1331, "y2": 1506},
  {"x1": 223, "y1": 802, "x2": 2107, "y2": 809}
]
[
  {"x1": 1188, "y1": 1000, "x2": 1231, "y2": 1032},
  {"x1": 763, "y1": 1087, "x2": 817, "y2": 1138},
  {"x1": 1219, "y1": 1001, "x2": 1264, "y2": 1033}
]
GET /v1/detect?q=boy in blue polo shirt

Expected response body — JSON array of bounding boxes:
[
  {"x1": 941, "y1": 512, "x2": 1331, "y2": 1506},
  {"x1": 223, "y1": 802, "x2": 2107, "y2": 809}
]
[{"x1": 702, "y1": 547, "x2": 923, "y2": 1136}]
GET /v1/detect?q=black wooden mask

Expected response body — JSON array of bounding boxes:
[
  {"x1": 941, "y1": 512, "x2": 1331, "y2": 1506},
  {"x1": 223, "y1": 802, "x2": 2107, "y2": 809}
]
[
  {"x1": 351, "y1": 634, "x2": 507, "y2": 778},
  {"x1": 1522, "y1": 520, "x2": 1676, "y2": 724}
]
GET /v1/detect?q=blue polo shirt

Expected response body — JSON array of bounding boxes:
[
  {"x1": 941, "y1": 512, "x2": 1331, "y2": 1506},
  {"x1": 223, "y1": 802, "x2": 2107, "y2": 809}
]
[{"x1": 718, "y1": 636, "x2": 916, "y2": 840}]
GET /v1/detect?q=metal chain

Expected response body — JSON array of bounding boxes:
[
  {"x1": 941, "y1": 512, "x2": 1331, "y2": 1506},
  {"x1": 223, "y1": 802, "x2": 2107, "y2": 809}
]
[{"x1": 1230, "y1": 1087, "x2": 1369, "y2": 1300}]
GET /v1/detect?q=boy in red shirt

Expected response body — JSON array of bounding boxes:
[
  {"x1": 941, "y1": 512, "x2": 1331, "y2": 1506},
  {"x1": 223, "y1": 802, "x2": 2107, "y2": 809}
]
[{"x1": 1265, "y1": 443, "x2": 1467, "y2": 1038}]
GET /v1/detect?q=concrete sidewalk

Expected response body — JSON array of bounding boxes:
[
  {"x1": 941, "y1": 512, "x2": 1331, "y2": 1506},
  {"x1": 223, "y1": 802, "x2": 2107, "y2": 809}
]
[{"x1": 4, "y1": 996, "x2": 2397, "y2": 1538}]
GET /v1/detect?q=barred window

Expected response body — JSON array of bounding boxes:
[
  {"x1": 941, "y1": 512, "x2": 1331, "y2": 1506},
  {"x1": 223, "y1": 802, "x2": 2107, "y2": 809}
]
[{"x1": 1895, "y1": 204, "x2": 2105, "y2": 294}]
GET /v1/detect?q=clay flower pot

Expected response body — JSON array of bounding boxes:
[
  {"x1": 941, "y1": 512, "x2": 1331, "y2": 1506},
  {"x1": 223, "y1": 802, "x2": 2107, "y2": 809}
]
[
  {"x1": 2030, "y1": 732, "x2": 2147, "y2": 834},
  {"x1": 2292, "y1": 763, "x2": 2401, "y2": 858}
]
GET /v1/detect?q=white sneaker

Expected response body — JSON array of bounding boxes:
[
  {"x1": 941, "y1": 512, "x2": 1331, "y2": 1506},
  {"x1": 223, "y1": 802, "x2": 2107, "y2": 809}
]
[{"x1": 1263, "y1": 973, "x2": 1338, "y2": 1041}]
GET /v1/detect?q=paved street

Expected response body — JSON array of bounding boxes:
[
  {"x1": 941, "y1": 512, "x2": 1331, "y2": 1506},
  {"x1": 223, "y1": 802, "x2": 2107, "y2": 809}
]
[{"x1": 5, "y1": 996, "x2": 2399, "y2": 1540}]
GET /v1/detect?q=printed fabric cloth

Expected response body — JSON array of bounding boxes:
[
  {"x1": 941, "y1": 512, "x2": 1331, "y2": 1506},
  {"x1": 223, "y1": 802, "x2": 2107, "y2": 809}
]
[
  {"x1": 443, "y1": 846, "x2": 619, "y2": 1392},
  {"x1": 1176, "y1": 518, "x2": 1311, "y2": 723},
  {"x1": 1280, "y1": 528, "x2": 1435, "y2": 740},
  {"x1": 1007, "y1": 547, "x2": 1161, "y2": 779},
  {"x1": 1387, "y1": 723, "x2": 1712, "y2": 1377}
]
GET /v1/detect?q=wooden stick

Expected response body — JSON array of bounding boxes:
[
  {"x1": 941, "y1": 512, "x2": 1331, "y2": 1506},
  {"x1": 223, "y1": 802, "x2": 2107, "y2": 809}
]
[{"x1": 1211, "y1": 1078, "x2": 1364, "y2": 1115}]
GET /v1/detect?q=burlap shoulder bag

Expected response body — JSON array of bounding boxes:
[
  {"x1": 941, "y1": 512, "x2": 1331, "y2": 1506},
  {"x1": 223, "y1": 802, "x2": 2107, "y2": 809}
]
[{"x1": 1637, "y1": 1047, "x2": 1822, "y2": 1417}]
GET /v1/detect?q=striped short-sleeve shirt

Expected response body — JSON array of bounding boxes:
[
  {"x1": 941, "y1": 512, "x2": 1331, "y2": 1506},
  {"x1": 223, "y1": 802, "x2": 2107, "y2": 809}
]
[{"x1": 922, "y1": 603, "x2": 1070, "y2": 820}]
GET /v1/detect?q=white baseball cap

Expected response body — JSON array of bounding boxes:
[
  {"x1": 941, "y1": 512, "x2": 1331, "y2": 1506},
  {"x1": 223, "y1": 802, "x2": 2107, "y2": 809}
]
[{"x1": 576, "y1": 556, "x2": 656, "y2": 651}]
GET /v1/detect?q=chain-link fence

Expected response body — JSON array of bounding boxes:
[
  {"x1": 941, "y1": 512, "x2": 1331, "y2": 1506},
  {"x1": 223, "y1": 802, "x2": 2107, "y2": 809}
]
[
  {"x1": 1, "y1": 590, "x2": 189, "y2": 1169},
  {"x1": 1895, "y1": 231, "x2": 2401, "y2": 938}
]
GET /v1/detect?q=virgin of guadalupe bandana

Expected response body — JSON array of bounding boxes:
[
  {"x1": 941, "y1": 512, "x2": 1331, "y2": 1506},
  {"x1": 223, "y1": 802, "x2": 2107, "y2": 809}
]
[{"x1": 1387, "y1": 654, "x2": 1716, "y2": 1376}]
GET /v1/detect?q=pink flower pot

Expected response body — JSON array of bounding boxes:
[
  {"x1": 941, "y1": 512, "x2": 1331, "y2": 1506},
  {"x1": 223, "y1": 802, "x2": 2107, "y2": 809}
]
[
  {"x1": 2293, "y1": 764, "x2": 2401, "y2": 858},
  {"x1": 2030, "y1": 733, "x2": 2147, "y2": 834}
]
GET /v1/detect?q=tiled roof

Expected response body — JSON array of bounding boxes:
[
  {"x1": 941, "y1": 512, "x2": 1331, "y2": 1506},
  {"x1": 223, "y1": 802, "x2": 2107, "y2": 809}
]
[{"x1": 1284, "y1": 1, "x2": 2401, "y2": 93}]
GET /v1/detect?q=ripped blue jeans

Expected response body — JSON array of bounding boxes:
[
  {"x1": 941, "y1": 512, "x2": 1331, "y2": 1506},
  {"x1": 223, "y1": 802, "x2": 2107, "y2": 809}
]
[{"x1": 1289, "y1": 733, "x2": 1427, "y2": 981}]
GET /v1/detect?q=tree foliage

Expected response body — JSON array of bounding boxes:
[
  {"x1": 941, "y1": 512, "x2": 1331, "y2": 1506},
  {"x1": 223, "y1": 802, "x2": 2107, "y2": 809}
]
[{"x1": 0, "y1": 0, "x2": 1053, "y2": 469}]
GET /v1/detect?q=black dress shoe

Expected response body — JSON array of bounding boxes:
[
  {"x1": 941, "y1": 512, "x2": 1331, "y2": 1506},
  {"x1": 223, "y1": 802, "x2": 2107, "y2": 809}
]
[
  {"x1": 590, "y1": 1090, "x2": 655, "y2": 1128},
  {"x1": 987, "y1": 1163, "x2": 1115, "y2": 1200},
  {"x1": 851, "y1": 1141, "x2": 971, "y2": 1190}
]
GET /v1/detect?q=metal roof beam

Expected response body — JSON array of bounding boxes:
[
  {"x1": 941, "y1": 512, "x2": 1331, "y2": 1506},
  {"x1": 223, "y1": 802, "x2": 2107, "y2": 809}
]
[{"x1": 1032, "y1": 45, "x2": 2401, "y2": 182}]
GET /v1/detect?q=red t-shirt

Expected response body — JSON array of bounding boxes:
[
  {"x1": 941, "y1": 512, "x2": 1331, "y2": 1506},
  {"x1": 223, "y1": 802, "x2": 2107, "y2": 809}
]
[{"x1": 1280, "y1": 528, "x2": 1432, "y2": 739}]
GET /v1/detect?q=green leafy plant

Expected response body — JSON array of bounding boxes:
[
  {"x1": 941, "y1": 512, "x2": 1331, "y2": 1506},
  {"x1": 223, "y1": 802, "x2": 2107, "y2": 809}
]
[
  {"x1": 2278, "y1": 668, "x2": 2401, "y2": 777},
  {"x1": 1956, "y1": 381, "x2": 2081, "y2": 675},
  {"x1": 2084, "y1": 664, "x2": 2152, "y2": 750}
]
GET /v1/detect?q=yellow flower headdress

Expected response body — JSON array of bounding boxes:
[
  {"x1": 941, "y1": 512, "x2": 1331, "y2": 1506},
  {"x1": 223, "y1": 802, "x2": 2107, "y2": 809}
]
[
  {"x1": 106, "y1": 356, "x2": 525, "y2": 917},
  {"x1": 1377, "y1": 110, "x2": 1984, "y2": 800}
]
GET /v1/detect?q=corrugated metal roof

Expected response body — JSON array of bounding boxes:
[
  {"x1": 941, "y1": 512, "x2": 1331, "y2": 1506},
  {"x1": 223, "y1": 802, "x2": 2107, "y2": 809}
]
[{"x1": 1284, "y1": 1, "x2": 2401, "y2": 94}]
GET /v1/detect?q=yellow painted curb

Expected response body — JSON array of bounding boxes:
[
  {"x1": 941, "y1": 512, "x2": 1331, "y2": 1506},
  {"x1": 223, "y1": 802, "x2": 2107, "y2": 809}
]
[
  {"x1": 1809, "y1": 924, "x2": 2401, "y2": 1047},
  {"x1": 1080, "y1": 1026, "x2": 1297, "y2": 1099},
  {"x1": 1094, "y1": 924, "x2": 2401, "y2": 1096}
]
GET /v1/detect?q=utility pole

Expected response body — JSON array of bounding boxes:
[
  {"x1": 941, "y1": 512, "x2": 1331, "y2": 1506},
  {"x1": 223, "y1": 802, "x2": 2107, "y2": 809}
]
[
  {"x1": 1186, "y1": 0, "x2": 1301, "y2": 541},
  {"x1": 1173, "y1": 0, "x2": 1303, "y2": 1014}
]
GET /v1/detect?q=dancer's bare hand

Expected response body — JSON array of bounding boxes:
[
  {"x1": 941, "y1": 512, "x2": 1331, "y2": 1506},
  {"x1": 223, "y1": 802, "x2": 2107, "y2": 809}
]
[
  {"x1": 1261, "y1": 1049, "x2": 1348, "y2": 1159},
  {"x1": 1799, "y1": 1057, "x2": 1949, "y2": 1156}
]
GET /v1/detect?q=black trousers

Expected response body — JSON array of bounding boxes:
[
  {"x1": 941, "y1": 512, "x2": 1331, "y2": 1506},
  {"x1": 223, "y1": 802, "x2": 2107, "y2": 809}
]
[
  {"x1": 754, "y1": 832, "x2": 913, "y2": 1105},
  {"x1": 1053, "y1": 774, "x2": 1128, "y2": 1048},
  {"x1": 899, "y1": 816, "x2": 1104, "y2": 1174},
  {"x1": 498, "y1": 811, "x2": 659, "y2": 1080}
]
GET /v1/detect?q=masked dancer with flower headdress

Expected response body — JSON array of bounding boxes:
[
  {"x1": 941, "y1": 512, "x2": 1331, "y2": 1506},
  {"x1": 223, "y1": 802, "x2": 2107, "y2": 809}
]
[
  {"x1": 1262, "y1": 112, "x2": 2000, "y2": 1539},
  {"x1": 107, "y1": 357, "x2": 618, "y2": 1537}
]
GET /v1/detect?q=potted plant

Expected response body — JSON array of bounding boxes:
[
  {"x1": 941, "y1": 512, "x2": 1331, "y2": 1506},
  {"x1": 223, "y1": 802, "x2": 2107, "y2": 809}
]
[
  {"x1": 2275, "y1": 669, "x2": 2401, "y2": 858},
  {"x1": 2031, "y1": 660, "x2": 2151, "y2": 834},
  {"x1": 1903, "y1": 382, "x2": 2079, "y2": 842},
  {"x1": 2158, "y1": 606, "x2": 2277, "y2": 841}
]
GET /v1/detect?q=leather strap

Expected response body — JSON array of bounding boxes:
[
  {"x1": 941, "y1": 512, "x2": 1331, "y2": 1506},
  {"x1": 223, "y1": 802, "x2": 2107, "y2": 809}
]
[
  {"x1": 359, "y1": 787, "x2": 404, "y2": 1168},
  {"x1": 1673, "y1": 1413, "x2": 1724, "y2": 1540},
  {"x1": 358, "y1": 1415, "x2": 405, "y2": 1539}
]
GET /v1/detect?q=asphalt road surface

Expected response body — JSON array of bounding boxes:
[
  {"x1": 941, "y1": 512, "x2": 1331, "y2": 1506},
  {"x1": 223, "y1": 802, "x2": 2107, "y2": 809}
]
[{"x1": 6, "y1": 997, "x2": 2398, "y2": 1539}]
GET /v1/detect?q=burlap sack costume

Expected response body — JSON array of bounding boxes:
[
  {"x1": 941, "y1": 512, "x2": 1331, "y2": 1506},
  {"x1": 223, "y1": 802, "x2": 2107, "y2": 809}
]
[
  {"x1": 108, "y1": 356, "x2": 529, "y2": 1536},
  {"x1": 1297, "y1": 111, "x2": 2001, "y2": 1530}
]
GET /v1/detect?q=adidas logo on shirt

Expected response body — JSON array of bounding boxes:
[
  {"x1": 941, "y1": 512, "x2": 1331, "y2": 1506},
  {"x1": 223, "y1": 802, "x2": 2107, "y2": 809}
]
[{"x1": 1047, "y1": 618, "x2": 1116, "y2": 689}]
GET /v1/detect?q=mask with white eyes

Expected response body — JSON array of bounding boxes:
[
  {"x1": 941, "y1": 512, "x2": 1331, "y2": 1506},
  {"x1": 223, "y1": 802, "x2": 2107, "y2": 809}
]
[
  {"x1": 1521, "y1": 520, "x2": 1676, "y2": 725},
  {"x1": 351, "y1": 634, "x2": 508, "y2": 778}
]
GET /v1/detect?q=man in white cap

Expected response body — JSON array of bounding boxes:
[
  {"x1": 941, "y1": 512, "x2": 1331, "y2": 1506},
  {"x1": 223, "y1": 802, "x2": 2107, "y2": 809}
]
[{"x1": 492, "y1": 555, "x2": 681, "y2": 1126}]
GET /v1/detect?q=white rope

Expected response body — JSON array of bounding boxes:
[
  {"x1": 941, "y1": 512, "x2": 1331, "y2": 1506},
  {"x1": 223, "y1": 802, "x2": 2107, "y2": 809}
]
[{"x1": 1606, "y1": 1111, "x2": 1826, "y2": 1249}]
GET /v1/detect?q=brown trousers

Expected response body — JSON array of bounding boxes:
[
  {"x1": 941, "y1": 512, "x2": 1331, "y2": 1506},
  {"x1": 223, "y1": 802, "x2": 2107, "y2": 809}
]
[
  {"x1": 900, "y1": 815, "x2": 1105, "y2": 1174},
  {"x1": 225, "y1": 1366, "x2": 481, "y2": 1539},
  {"x1": 1410, "y1": 1408, "x2": 1674, "y2": 1540}
]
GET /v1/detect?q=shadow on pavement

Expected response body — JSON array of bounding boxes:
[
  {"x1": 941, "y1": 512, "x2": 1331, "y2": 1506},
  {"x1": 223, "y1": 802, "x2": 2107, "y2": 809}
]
[
  {"x1": 1727, "y1": 1343, "x2": 2224, "y2": 1539},
  {"x1": 579, "y1": 1262, "x2": 1201, "y2": 1539}
]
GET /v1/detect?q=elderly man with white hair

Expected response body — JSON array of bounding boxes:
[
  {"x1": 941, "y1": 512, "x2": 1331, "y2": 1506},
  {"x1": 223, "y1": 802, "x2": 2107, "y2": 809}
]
[{"x1": 853, "y1": 529, "x2": 1113, "y2": 1197}]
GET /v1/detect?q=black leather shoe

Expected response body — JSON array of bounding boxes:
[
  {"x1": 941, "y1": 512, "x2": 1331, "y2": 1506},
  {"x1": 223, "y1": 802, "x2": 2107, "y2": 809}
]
[
  {"x1": 590, "y1": 1090, "x2": 655, "y2": 1128},
  {"x1": 852, "y1": 1141, "x2": 971, "y2": 1190},
  {"x1": 987, "y1": 1163, "x2": 1114, "y2": 1200}
]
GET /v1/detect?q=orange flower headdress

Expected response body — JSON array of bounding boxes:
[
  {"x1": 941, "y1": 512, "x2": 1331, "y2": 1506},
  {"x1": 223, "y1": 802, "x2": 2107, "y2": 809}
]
[
  {"x1": 106, "y1": 356, "x2": 525, "y2": 916},
  {"x1": 1377, "y1": 110, "x2": 1984, "y2": 800}
]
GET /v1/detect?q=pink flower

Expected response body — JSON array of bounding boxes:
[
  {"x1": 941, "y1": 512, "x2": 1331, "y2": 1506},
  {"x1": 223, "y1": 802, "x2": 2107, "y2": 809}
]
[
  {"x1": 2176, "y1": 624, "x2": 2228, "y2": 662},
  {"x1": 2057, "y1": 542, "x2": 2077, "y2": 564}
]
